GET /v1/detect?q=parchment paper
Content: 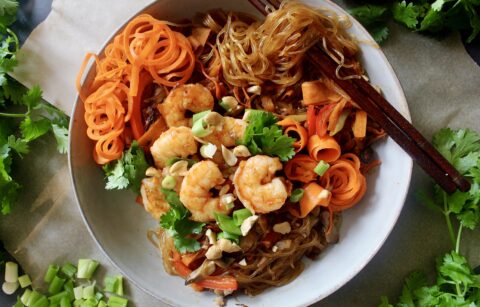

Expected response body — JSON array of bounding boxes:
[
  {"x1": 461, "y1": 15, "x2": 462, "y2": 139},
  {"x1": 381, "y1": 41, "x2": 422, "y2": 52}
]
[{"x1": 1, "y1": 1, "x2": 480, "y2": 307}]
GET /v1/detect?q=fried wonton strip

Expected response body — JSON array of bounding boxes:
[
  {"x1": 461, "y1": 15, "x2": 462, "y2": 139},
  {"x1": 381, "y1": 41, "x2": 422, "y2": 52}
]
[{"x1": 353, "y1": 110, "x2": 367, "y2": 138}]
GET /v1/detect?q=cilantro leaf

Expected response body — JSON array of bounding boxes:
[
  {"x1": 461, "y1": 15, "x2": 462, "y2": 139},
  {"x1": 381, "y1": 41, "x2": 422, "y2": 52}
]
[
  {"x1": 7, "y1": 135, "x2": 28, "y2": 156},
  {"x1": 51, "y1": 124, "x2": 68, "y2": 154},
  {"x1": 0, "y1": 143, "x2": 19, "y2": 215},
  {"x1": 349, "y1": 4, "x2": 389, "y2": 26},
  {"x1": 369, "y1": 25, "x2": 390, "y2": 44},
  {"x1": 103, "y1": 141, "x2": 148, "y2": 193},
  {"x1": 20, "y1": 117, "x2": 51, "y2": 141},
  {"x1": 392, "y1": 1, "x2": 421, "y2": 29},
  {"x1": 241, "y1": 110, "x2": 295, "y2": 161},
  {"x1": 0, "y1": 0, "x2": 18, "y2": 26},
  {"x1": 22, "y1": 85, "x2": 43, "y2": 111},
  {"x1": 438, "y1": 252, "x2": 474, "y2": 287},
  {"x1": 159, "y1": 189, "x2": 204, "y2": 253}
]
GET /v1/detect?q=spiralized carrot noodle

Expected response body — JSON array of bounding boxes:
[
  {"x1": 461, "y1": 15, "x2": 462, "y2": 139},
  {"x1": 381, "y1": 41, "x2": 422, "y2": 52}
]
[
  {"x1": 277, "y1": 118, "x2": 308, "y2": 152},
  {"x1": 352, "y1": 110, "x2": 367, "y2": 138},
  {"x1": 307, "y1": 135, "x2": 341, "y2": 162},
  {"x1": 299, "y1": 182, "x2": 331, "y2": 218},
  {"x1": 284, "y1": 154, "x2": 318, "y2": 183},
  {"x1": 77, "y1": 14, "x2": 195, "y2": 164},
  {"x1": 301, "y1": 79, "x2": 344, "y2": 106},
  {"x1": 320, "y1": 153, "x2": 367, "y2": 211}
]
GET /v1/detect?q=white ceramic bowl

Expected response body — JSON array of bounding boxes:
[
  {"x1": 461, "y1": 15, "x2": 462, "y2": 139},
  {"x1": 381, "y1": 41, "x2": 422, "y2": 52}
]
[{"x1": 69, "y1": 1, "x2": 413, "y2": 306}]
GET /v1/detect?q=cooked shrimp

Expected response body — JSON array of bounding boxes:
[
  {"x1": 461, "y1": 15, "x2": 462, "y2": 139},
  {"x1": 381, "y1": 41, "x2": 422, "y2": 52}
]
[
  {"x1": 180, "y1": 160, "x2": 231, "y2": 222},
  {"x1": 151, "y1": 126, "x2": 198, "y2": 168},
  {"x1": 203, "y1": 116, "x2": 247, "y2": 147},
  {"x1": 140, "y1": 176, "x2": 169, "y2": 220},
  {"x1": 158, "y1": 83, "x2": 214, "y2": 127},
  {"x1": 233, "y1": 155, "x2": 288, "y2": 214}
]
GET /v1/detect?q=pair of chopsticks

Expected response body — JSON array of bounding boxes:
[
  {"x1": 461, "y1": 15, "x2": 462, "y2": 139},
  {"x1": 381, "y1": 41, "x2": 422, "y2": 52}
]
[{"x1": 248, "y1": 0, "x2": 470, "y2": 193}]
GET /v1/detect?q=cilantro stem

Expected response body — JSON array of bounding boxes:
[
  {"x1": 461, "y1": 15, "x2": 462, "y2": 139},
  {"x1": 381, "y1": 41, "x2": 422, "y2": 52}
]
[
  {"x1": 0, "y1": 112, "x2": 26, "y2": 118},
  {"x1": 455, "y1": 224, "x2": 463, "y2": 254},
  {"x1": 443, "y1": 191, "x2": 456, "y2": 248}
]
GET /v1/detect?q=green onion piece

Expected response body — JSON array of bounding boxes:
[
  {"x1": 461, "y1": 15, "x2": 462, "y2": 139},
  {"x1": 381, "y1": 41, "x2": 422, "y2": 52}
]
[
  {"x1": 27, "y1": 290, "x2": 42, "y2": 306},
  {"x1": 63, "y1": 279, "x2": 75, "y2": 301},
  {"x1": 192, "y1": 110, "x2": 211, "y2": 125},
  {"x1": 217, "y1": 231, "x2": 240, "y2": 243},
  {"x1": 104, "y1": 275, "x2": 123, "y2": 295},
  {"x1": 161, "y1": 176, "x2": 176, "y2": 190},
  {"x1": 214, "y1": 213, "x2": 242, "y2": 235},
  {"x1": 73, "y1": 299, "x2": 84, "y2": 307},
  {"x1": 103, "y1": 276, "x2": 118, "y2": 293},
  {"x1": 192, "y1": 117, "x2": 212, "y2": 137},
  {"x1": 330, "y1": 110, "x2": 350, "y2": 136},
  {"x1": 30, "y1": 295, "x2": 48, "y2": 307},
  {"x1": 73, "y1": 286, "x2": 83, "y2": 300},
  {"x1": 314, "y1": 160, "x2": 330, "y2": 176},
  {"x1": 77, "y1": 259, "x2": 99, "y2": 279},
  {"x1": 5, "y1": 261, "x2": 18, "y2": 283},
  {"x1": 49, "y1": 275, "x2": 66, "y2": 294},
  {"x1": 98, "y1": 300, "x2": 107, "y2": 307},
  {"x1": 232, "y1": 209, "x2": 252, "y2": 226},
  {"x1": 289, "y1": 188, "x2": 305, "y2": 203},
  {"x1": 18, "y1": 274, "x2": 32, "y2": 288},
  {"x1": 107, "y1": 295, "x2": 128, "y2": 307},
  {"x1": 95, "y1": 292, "x2": 104, "y2": 301},
  {"x1": 21, "y1": 288, "x2": 32, "y2": 305},
  {"x1": 61, "y1": 263, "x2": 77, "y2": 279},
  {"x1": 44, "y1": 264, "x2": 60, "y2": 283},
  {"x1": 48, "y1": 291, "x2": 69, "y2": 304},
  {"x1": 60, "y1": 296, "x2": 72, "y2": 307},
  {"x1": 82, "y1": 284, "x2": 95, "y2": 299},
  {"x1": 13, "y1": 297, "x2": 23, "y2": 307},
  {"x1": 82, "y1": 297, "x2": 98, "y2": 307}
]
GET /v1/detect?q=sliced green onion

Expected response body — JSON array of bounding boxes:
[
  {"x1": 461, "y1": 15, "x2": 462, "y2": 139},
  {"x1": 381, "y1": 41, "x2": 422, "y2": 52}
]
[
  {"x1": 48, "y1": 275, "x2": 66, "y2": 294},
  {"x1": 30, "y1": 294, "x2": 48, "y2": 307},
  {"x1": 63, "y1": 279, "x2": 74, "y2": 301},
  {"x1": 289, "y1": 188, "x2": 305, "y2": 203},
  {"x1": 73, "y1": 299, "x2": 84, "y2": 307},
  {"x1": 48, "y1": 290, "x2": 69, "y2": 304},
  {"x1": 161, "y1": 176, "x2": 176, "y2": 190},
  {"x1": 2, "y1": 281, "x2": 19, "y2": 295},
  {"x1": 192, "y1": 110, "x2": 211, "y2": 125},
  {"x1": 77, "y1": 259, "x2": 99, "y2": 279},
  {"x1": 82, "y1": 284, "x2": 95, "y2": 299},
  {"x1": 60, "y1": 296, "x2": 72, "y2": 307},
  {"x1": 44, "y1": 264, "x2": 60, "y2": 283},
  {"x1": 314, "y1": 160, "x2": 330, "y2": 176},
  {"x1": 73, "y1": 286, "x2": 83, "y2": 300},
  {"x1": 61, "y1": 263, "x2": 77, "y2": 279},
  {"x1": 96, "y1": 292, "x2": 104, "y2": 300},
  {"x1": 103, "y1": 275, "x2": 123, "y2": 296},
  {"x1": 214, "y1": 213, "x2": 242, "y2": 235},
  {"x1": 13, "y1": 296, "x2": 23, "y2": 307},
  {"x1": 98, "y1": 300, "x2": 107, "y2": 307},
  {"x1": 27, "y1": 290, "x2": 42, "y2": 306},
  {"x1": 115, "y1": 276, "x2": 124, "y2": 296},
  {"x1": 232, "y1": 209, "x2": 252, "y2": 226},
  {"x1": 330, "y1": 110, "x2": 350, "y2": 136},
  {"x1": 192, "y1": 117, "x2": 212, "y2": 137},
  {"x1": 5, "y1": 261, "x2": 18, "y2": 283},
  {"x1": 107, "y1": 295, "x2": 128, "y2": 307},
  {"x1": 82, "y1": 297, "x2": 98, "y2": 307},
  {"x1": 21, "y1": 288, "x2": 32, "y2": 305},
  {"x1": 18, "y1": 274, "x2": 32, "y2": 288},
  {"x1": 217, "y1": 231, "x2": 240, "y2": 243}
]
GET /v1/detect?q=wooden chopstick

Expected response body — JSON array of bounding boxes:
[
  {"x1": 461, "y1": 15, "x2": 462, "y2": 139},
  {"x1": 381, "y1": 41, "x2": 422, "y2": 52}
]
[{"x1": 248, "y1": 0, "x2": 470, "y2": 193}]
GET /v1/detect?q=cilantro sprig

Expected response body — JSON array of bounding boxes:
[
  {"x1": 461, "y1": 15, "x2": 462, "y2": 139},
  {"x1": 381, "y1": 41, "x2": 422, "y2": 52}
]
[
  {"x1": 240, "y1": 110, "x2": 295, "y2": 162},
  {"x1": 102, "y1": 141, "x2": 148, "y2": 194},
  {"x1": 0, "y1": 1, "x2": 69, "y2": 215},
  {"x1": 349, "y1": 1, "x2": 480, "y2": 44},
  {"x1": 380, "y1": 128, "x2": 480, "y2": 306},
  {"x1": 159, "y1": 189, "x2": 205, "y2": 253}
]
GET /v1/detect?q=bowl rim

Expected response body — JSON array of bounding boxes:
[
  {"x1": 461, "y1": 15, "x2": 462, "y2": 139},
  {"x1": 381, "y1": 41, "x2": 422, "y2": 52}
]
[{"x1": 68, "y1": 1, "x2": 413, "y2": 306}]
